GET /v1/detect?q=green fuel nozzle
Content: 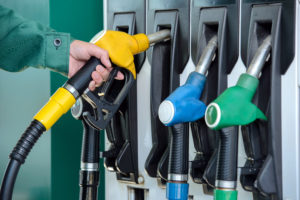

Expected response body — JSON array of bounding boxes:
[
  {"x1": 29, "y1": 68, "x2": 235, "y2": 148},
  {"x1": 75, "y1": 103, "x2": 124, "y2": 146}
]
[{"x1": 205, "y1": 36, "x2": 271, "y2": 130}]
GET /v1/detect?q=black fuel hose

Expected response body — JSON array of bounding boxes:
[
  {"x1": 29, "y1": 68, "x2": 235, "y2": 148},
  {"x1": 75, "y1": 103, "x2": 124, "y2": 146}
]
[
  {"x1": 81, "y1": 120, "x2": 100, "y2": 163},
  {"x1": 79, "y1": 120, "x2": 100, "y2": 200},
  {"x1": 0, "y1": 160, "x2": 20, "y2": 200}
]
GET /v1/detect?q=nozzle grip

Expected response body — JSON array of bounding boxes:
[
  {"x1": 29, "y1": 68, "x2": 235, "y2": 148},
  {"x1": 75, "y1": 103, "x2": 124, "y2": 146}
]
[
  {"x1": 168, "y1": 123, "x2": 189, "y2": 177},
  {"x1": 82, "y1": 67, "x2": 134, "y2": 130},
  {"x1": 66, "y1": 57, "x2": 102, "y2": 95},
  {"x1": 216, "y1": 127, "x2": 238, "y2": 185}
]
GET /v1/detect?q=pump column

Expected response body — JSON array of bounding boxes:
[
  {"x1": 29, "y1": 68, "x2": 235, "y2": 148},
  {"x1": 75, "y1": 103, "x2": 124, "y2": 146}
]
[
  {"x1": 205, "y1": 34, "x2": 273, "y2": 200},
  {"x1": 239, "y1": 2, "x2": 296, "y2": 199},
  {"x1": 145, "y1": 0, "x2": 190, "y2": 188},
  {"x1": 100, "y1": 0, "x2": 147, "y2": 184},
  {"x1": 189, "y1": 0, "x2": 239, "y2": 195}
]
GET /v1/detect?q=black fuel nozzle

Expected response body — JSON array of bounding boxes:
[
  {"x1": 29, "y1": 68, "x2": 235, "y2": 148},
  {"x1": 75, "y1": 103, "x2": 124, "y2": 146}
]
[{"x1": 81, "y1": 66, "x2": 134, "y2": 130}]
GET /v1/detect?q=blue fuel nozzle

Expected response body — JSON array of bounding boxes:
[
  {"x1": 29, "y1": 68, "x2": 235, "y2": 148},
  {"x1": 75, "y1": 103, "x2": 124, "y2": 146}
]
[{"x1": 158, "y1": 72, "x2": 207, "y2": 126}]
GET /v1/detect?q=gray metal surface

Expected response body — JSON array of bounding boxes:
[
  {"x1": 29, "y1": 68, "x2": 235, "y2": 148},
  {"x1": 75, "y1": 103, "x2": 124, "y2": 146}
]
[
  {"x1": 80, "y1": 162, "x2": 99, "y2": 171},
  {"x1": 63, "y1": 83, "x2": 80, "y2": 99},
  {"x1": 281, "y1": 2, "x2": 300, "y2": 199},
  {"x1": 215, "y1": 180, "x2": 237, "y2": 189},
  {"x1": 168, "y1": 174, "x2": 188, "y2": 182}
]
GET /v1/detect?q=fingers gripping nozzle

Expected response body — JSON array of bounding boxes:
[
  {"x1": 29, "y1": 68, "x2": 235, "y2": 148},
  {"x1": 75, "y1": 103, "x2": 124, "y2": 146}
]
[{"x1": 205, "y1": 36, "x2": 271, "y2": 130}]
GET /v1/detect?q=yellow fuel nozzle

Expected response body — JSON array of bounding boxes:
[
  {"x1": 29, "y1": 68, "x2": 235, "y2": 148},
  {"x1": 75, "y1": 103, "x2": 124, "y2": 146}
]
[{"x1": 90, "y1": 29, "x2": 171, "y2": 79}]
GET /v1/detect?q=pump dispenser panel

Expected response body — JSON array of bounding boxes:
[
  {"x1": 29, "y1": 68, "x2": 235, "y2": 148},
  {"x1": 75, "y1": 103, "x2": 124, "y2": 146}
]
[
  {"x1": 190, "y1": 0, "x2": 239, "y2": 194},
  {"x1": 145, "y1": 0, "x2": 190, "y2": 184},
  {"x1": 240, "y1": 1, "x2": 295, "y2": 199},
  {"x1": 103, "y1": 0, "x2": 146, "y2": 184}
]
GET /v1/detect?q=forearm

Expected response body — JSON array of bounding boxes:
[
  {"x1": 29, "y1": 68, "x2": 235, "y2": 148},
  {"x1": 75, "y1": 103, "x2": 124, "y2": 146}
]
[{"x1": 0, "y1": 5, "x2": 71, "y2": 76}]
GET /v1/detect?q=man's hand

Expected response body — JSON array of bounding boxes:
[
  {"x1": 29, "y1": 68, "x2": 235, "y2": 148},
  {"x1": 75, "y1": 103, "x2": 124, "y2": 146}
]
[{"x1": 69, "y1": 40, "x2": 123, "y2": 91}]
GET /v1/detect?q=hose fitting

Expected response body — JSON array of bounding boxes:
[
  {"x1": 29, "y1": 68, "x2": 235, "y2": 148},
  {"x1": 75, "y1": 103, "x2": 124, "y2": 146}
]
[{"x1": 166, "y1": 182, "x2": 189, "y2": 200}]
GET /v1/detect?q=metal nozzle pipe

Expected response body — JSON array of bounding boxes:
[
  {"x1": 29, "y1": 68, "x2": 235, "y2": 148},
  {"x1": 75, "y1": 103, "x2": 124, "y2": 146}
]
[
  {"x1": 147, "y1": 29, "x2": 171, "y2": 45},
  {"x1": 246, "y1": 36, "x2": 272, "y2": 78},
  {"x1": 195, "y1": 35, "x2": 218, "y2": 75}
]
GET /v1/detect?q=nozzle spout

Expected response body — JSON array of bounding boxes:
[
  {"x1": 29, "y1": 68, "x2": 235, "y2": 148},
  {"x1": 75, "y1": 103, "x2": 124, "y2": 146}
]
[
  {"x1": 247, "y1": 36, "x2": 272, "y2": 78},
  {"x1": 147, "y1": 29, "x2": 171, "y2": 45},
  {"x1": 195, "y1": 35, "x2": 218, "y2": 75}
]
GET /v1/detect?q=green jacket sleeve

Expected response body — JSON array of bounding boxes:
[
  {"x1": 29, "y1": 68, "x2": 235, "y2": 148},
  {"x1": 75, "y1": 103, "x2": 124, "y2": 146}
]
[{"x1": 0, "y1": 5, "x2": 72, "y2": 76}]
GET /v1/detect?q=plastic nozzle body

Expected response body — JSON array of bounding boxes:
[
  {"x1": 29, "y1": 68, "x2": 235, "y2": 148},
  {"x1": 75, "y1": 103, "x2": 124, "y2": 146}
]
[
  {"x1": 158, "y1": 72, "x2": 207, "y2": 126},
  {"x1": 205, "y1": 73, "x2": 267, "y2": 130},
  {"x1": 166, "y1": 182, "x2": 189, "y2": 200},
  {"x1": 34, "y1": 88, "x2": 76, "y2": 130},
  {"x1": 90, "y1": 30, "x2": 150, "y2": 79}
]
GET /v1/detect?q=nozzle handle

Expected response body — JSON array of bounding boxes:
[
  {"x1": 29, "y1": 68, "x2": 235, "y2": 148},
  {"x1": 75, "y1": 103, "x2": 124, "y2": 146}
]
[
  {"x1": 82, "y1": 67, "x2": 134, "y2": 130},
  {"x1": 215, "y1": 126, "x2": 238, "y2": 189},
  {"x1": 168, "y1": 123, "x2": 189, "y2": 180},
  {"x1": 66, "y1": 57, "x2": 102, "y2": 96}
]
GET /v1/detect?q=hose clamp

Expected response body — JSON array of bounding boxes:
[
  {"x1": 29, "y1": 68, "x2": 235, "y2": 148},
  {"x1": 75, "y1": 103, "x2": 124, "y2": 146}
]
[
  {"x1": 168, "y1": 174, "x2": 188, "y2": 182},
  {"x1": 63, "y1": 83, "x2": 80, "y2": 99},
  {"x1": 80, "y1": 162, "x2": 99, "y2": 171},
  {"x1": 215, "y1": 180, "x2": 237, "y2": 189}
]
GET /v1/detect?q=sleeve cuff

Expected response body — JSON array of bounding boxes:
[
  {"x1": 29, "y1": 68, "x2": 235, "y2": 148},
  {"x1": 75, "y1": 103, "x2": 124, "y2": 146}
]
[{"x1": 45, "y1": 32, "x2": 71, "y2": 77}]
